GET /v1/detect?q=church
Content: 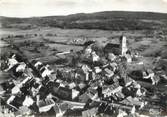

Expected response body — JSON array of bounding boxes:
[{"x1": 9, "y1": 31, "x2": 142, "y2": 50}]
[{"x1": 104, "y1": 35, "x2": 128, "y2": 56}]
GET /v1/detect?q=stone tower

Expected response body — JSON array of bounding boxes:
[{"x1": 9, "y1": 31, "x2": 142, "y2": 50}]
[{"x1": 120, "y1": 35, "x2": 127, "y2": 56}]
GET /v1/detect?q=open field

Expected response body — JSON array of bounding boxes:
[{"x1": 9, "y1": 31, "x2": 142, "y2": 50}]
[{"x1": 1, "y1": 27, "x2": 167, "y2": 60}]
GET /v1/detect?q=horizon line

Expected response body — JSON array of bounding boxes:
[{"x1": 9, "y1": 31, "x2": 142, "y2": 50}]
[{"x1": 1, "y1": 10, "x2": 167, "y2": 18}]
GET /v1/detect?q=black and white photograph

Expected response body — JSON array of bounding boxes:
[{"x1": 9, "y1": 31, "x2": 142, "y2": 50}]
[{"x1": 0, "y1": 0, "x2": 167, "y2": 116}]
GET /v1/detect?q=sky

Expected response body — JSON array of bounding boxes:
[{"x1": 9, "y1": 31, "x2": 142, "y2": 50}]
[{"x1": 0, "y1": 0, "x2": 167, "y2": 17}]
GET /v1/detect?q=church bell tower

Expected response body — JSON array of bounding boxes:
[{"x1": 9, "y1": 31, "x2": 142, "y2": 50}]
[{"x1": 120, "y1": 35, "x2": 127, "y2": 56}]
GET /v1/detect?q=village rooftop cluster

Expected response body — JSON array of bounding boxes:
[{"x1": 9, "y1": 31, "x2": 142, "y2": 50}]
[{"x1": 0, "y1": 35, "x2": 167, "y2": 117}]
